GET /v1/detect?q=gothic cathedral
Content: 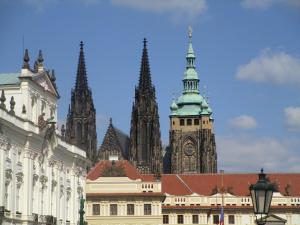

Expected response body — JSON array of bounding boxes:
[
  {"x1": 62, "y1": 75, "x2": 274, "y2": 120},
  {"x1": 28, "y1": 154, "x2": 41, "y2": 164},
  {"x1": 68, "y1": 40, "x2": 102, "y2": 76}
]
[
  {"x1": 65, "y1": 42, "x2": 98, "y2": 165},
  {"x1": 129, "y1": 39, "x2": 163, "y2": 174},
  {"x1": 168, "y1": 31, "x2": 217, "y2": 174},
  {"x1": 68, "y1": 31, "x2": 217, "y2": 174}
]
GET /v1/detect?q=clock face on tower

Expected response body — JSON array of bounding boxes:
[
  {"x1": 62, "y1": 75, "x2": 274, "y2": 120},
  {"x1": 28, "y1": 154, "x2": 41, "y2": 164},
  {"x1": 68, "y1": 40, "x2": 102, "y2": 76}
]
[{"x1": 184, "y1": 141, "x2": 195, "y2": 156}]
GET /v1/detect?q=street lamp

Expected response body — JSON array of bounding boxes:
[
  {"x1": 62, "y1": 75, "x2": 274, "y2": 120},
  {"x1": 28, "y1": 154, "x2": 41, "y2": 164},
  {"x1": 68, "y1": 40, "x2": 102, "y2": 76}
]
[{"x1": 249, "y1": 169, "x2": 276, "y2": 225}]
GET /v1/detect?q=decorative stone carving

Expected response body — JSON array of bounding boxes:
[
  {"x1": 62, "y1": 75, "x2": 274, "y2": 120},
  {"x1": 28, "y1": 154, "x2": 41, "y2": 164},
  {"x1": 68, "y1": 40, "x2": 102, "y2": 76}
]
[
  {"x1": 0, "y1": 90, "x2": 6, "y2": 109},
  {"x1": 60, "y1": 184, "x2": 64, "y2": 198},
  {"x1": 33, "y1": 173, "x2": 39, "y2": 185},
  {"x1": 66, "y1": 187, "x2": 71, "y2": 200},
  {"x1": 16, "y1": 172, "x2": 24, "y2": 188},
  {"x1": 40, "y1": 175, "x2": 48, "y2": 189},
  {"x1": 52, "y1": 180, "x2": 57, "y2": 191},
  {"x1": 5, "y1": 169, "x2": 12, "y2": 186},
  {"x1": 9, "y1": 96, "x2": 15, "y2": 115}
]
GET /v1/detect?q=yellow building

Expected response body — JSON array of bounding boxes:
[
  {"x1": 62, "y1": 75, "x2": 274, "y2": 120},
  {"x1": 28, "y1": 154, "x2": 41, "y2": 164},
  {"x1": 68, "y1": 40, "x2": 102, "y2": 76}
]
[
  {"x1": 85, "y1": 160, "x2": 165, "y2": 225},
  {"x1": 85, "y1": 160, "x2": 300, "y2": 225}
]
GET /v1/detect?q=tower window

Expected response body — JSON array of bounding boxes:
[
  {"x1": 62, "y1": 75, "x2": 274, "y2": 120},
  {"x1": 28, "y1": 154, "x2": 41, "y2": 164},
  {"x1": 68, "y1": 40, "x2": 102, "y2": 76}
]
[
  {"x1": 187, "y1": 119, "x2": 192, "y2": 126},
  {"x1": 180, "y1": 119, "x2": 185, "y2": 126},
  {"x1": 173, "y1": 121, "x2": 175, "y2": 125},
  {"x1": 194, "y1": 119, "x2": 199, "y2": 125}
]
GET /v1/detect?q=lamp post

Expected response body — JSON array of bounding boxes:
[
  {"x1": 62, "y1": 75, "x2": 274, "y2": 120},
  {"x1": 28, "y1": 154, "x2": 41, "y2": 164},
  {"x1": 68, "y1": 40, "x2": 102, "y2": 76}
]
[{"x1": 249, "y1": 169, "x2": 276, "y2": 225}]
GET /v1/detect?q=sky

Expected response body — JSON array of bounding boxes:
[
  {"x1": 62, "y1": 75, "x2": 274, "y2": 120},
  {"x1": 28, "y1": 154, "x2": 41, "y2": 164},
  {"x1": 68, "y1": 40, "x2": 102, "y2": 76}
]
[{"x1": 0, "y1": 0, "x2": 300, "y2": 173}]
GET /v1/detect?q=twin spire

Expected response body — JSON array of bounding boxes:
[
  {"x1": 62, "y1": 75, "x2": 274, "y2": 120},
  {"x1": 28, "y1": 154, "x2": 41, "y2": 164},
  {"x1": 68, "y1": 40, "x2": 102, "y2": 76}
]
[
  {"x1": 138, "y1": 38, "x2": 153, "y2": 94},
  {"x1": 75, "y1": 41, "x2": 88, "y2": 92}
]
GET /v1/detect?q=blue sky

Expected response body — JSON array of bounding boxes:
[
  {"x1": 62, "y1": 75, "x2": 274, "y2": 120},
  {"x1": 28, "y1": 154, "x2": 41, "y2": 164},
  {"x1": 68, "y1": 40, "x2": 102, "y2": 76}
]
[{"x1": 1, "y1": 0, "x2": 300, "y2": 172}]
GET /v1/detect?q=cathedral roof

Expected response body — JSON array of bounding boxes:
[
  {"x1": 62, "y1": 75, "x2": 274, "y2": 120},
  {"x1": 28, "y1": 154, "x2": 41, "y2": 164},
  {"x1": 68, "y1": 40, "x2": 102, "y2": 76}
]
[{"x1": 98, "y1": 119, "x2": 129, "y2": 158}]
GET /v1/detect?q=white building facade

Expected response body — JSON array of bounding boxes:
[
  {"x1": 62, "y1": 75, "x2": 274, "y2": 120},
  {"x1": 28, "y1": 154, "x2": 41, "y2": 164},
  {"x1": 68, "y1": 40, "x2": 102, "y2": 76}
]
[{"x1": 0, "y1": 50, "x2": 89, "y2": 225}]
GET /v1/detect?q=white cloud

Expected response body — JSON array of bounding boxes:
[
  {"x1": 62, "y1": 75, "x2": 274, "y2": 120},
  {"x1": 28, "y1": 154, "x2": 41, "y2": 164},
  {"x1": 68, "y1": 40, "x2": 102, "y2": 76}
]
[
  {"x1": 236, "y1": 49, "x2": 300, "y2": 86},
  {"x1": 241, "y1": 0, "x2": 300, "y2": 10},
  {"x1": 111, "y1": 0, "x2": 207, "y2": 19},
  {"x1": 229, "y1": 115, "x2": 258, "y2": 130},
  {"x1": 284, "y1": 107, "x2": 300, "y2": 131},
  {"x1": 217, "y1": 136, "x2": 300, "y2": 172}
]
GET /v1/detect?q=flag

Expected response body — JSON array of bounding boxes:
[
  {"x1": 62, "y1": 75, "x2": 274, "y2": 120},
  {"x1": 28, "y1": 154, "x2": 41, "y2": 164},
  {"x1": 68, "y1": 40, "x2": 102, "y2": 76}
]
[{"x1": 219, "y1": 207, "x2": 224, "y2": 225}]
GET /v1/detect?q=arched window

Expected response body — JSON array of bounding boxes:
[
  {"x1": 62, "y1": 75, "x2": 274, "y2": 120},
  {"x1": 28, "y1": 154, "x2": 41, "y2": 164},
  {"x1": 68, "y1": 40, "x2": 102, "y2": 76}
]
[{"x1": 183, "y1": 138, "x2": 197, "y2": 172}]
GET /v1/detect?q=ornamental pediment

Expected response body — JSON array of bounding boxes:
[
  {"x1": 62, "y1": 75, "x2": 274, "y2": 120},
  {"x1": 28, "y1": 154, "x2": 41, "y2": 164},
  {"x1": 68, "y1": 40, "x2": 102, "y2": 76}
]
[{"x1": 33, "y1": 73, "x2": 58, "y2": 96}]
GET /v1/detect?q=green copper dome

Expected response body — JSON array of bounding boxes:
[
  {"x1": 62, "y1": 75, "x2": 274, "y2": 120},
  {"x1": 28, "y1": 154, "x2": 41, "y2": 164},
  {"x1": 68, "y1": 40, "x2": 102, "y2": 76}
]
[
  {"x1": 170, "y1": 27, "x2": 213, "y2": 117},
  {"x1": 177, "y1": 93, "x2": 203, "y2": 105},
  {"x1": 170, "y1": 99, "x2": 178, "y2": 110}
]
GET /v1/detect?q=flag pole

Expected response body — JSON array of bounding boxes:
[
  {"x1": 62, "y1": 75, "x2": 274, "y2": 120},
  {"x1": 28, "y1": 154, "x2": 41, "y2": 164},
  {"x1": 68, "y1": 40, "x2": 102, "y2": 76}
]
[{"x1": 220, "y1": 170, "x2": 225, "y2": 225}]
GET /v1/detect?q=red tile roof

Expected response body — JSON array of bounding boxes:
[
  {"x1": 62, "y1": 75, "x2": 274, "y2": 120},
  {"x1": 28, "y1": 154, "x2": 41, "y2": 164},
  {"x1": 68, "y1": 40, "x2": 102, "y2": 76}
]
[
  {"x1": 87, "y1": 161, "x2": 300, "y2": 196},
  {"x1": 162, "y1": 174, "x2": 300, "y2": 196},
  {"x1": 87, "y1": 160, "x2": 155, "y2": 182}
]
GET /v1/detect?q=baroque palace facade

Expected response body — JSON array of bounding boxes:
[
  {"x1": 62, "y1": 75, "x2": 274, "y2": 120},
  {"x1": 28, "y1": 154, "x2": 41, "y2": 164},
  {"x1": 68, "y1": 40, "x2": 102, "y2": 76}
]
[{"x1": 0, "y1": 47, "x2": 89, "y2": 225}]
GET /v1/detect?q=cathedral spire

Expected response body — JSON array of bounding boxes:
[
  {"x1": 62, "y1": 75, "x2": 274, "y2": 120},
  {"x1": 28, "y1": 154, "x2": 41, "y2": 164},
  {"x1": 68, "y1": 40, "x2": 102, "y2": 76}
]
[
  {"x1": 65, "y1": 41, "x2": 97, "y2": 166},
  {"x1": 138, "y1": 38, "x2": 152, "y2": 94},
  {"x1": 129, "y1": 39, "x2": 163, "y2": 174},
  {"x1": 75, "y1": 41, "x2": 88, "y2": 91}
]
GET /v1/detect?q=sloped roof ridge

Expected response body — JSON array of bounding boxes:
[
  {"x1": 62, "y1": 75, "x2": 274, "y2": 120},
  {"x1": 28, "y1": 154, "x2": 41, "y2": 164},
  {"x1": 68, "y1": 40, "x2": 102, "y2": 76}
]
[{"x1": 176, "y1": 174, "x2": 193, "y2": 194}]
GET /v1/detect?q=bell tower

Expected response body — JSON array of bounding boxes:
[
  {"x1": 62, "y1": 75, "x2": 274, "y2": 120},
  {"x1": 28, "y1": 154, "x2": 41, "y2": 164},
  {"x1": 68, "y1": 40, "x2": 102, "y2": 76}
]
[{"x1": 169, "y1": 28, "x2": 217, "y2": 174}]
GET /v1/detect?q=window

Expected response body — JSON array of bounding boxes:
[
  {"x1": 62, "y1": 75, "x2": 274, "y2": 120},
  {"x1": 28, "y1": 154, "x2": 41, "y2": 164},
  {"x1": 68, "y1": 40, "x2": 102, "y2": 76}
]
[
  {"x1": 228, "y1": 215, "x2": 235, "y2": 224},
  {"x1": 213, "y1": 215, "x2": 219, "y2": 224},
  {"x1": 127, "y1": 204, "x2": 134, "y2": 215},
  {"x1": 194, "y1": 119, "x2": 199, "y2": 125},
  {"x1": 110, "y1": 204, "x2": 117, "y2": 215},
  {"x1": 187, "y1": 119, "x2": 192, "y2": 126},
  {"x1": 180, "y1": 119, "x2": 185, "y2": 126},
  {"x1": 144, "y1": 204, "x2": 151, "y2": 215},
  {"x1": 92, "y1": 204, "x2": 100, "y2": 215},
  {"x1": 192, "y1": 215, "x2": 199, "y2": 224},
  {"x1": 177, "y1": 215, "x2": 184, "y2": 224},
  {"x1": 163, "y1": 215, "x2": 169, "y2": 224}
]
